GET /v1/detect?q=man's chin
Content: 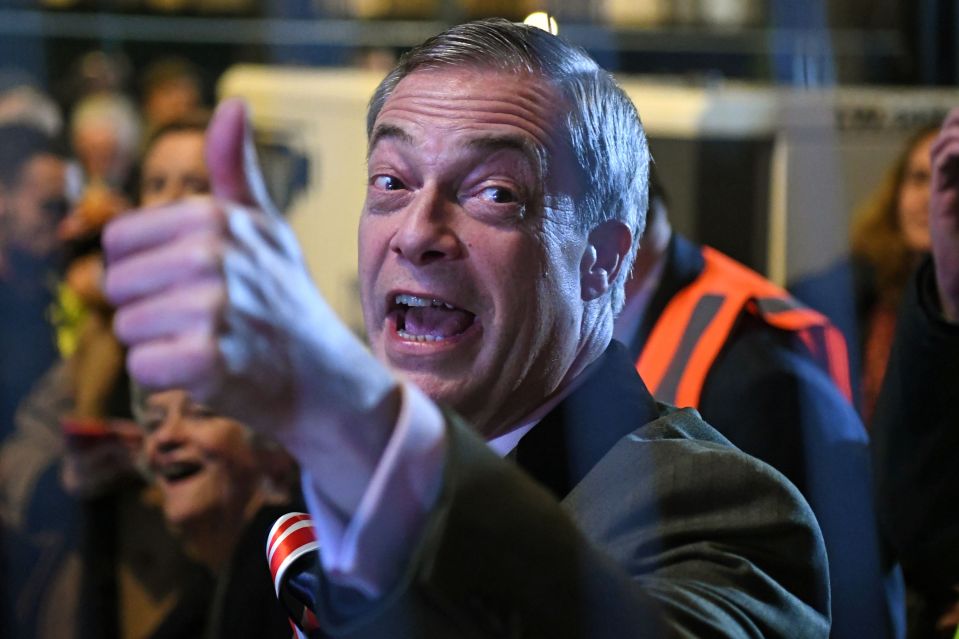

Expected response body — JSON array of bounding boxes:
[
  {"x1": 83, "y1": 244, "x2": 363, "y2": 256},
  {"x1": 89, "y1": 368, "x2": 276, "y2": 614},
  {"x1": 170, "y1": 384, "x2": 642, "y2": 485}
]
[{"x1": 396, "y1": 369, "x2": 463, "y2": 402}]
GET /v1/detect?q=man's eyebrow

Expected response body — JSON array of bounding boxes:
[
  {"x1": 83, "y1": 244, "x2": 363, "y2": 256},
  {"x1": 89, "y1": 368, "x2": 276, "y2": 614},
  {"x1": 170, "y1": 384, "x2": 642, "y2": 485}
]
[
  {"x1": 368, "y1": 124, "x2": 414, "y2": 157},
  {"x1": 466, "y1": 134, "x2": 547, "y2": 179}
]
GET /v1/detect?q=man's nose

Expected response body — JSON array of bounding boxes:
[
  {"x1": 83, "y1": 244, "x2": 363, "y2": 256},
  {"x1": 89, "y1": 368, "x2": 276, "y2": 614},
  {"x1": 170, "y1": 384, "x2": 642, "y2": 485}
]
[{"x1": 389, "y1": 188, "x2": 463, "y2": 266}]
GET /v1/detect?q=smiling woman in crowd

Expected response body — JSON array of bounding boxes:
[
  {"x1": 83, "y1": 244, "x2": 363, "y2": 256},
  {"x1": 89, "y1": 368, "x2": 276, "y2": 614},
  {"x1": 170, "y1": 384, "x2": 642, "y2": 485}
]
[{"x1": 135, "y1": 387, "x2": 299, "y2": 638}]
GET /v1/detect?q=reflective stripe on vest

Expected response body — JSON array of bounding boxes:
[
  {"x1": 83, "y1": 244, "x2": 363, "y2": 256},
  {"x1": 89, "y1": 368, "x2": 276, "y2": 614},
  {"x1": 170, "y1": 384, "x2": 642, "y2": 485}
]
[{"x1": 636, "y1": 245, "x2": 853, "y2": 408}]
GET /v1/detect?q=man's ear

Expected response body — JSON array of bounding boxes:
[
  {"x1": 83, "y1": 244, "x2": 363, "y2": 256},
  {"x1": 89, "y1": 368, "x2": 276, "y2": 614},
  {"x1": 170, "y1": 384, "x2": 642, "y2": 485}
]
[{"x1": 580, "y1": 220, "x2": 632, "y2": 301}]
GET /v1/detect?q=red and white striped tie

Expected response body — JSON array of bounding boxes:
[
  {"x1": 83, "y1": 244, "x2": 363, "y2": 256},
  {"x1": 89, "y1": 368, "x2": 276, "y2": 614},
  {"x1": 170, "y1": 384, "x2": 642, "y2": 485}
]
[{"x1": 267, "y1": 512, "x2": 321, "y2": 637}]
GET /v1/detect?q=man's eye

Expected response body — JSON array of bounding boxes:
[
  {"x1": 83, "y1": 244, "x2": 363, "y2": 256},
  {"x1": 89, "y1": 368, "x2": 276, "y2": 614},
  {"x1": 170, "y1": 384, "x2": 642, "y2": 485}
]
[
  {"x1": 479, "y1": 186, "x2": 518, "y2": 204},
  {"x1": 371, "y1": 175, "x2": 406, "y2": 191}
]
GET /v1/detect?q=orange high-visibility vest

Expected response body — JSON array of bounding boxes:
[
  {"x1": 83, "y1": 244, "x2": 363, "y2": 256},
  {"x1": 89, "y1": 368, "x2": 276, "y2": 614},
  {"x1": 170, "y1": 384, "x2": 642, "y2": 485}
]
[{"x1": 637, "y1": 246, "x2": 853, "y2": 408}]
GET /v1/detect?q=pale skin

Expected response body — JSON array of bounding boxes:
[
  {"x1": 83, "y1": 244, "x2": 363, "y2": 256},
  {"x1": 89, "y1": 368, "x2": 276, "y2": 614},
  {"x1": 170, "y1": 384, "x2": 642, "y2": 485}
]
[
  {"x1": 140, "y1": 130, "x2": 210, "y2": 207},
  {"x1": 361, "y1": 68, "x2": 629, "y2": 438},
  {"x1": 103, "y1": 68, "x2": 632, "y2": 526},
  {"x1": 142, "y1": 389, "x2": 277, "y2": 572},
  {"x1": 898, "y1": 132, "x2": 936, "y2": 253}
]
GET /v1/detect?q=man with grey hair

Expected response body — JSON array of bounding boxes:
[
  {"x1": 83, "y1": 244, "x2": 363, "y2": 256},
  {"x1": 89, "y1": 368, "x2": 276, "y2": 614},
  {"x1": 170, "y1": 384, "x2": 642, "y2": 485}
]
[{"x1": 103, "y1": 19, "x2": 829, "y2": 637}]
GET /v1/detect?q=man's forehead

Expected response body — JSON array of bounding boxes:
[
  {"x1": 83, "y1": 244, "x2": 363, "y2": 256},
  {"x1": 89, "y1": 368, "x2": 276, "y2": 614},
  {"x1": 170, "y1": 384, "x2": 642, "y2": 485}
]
[
  {"x1": 372, "y1": 67, "x2": 571, "y2": 160},
  {"x1": 370, "y1": 120, "x2": 541, "y2": 158}
]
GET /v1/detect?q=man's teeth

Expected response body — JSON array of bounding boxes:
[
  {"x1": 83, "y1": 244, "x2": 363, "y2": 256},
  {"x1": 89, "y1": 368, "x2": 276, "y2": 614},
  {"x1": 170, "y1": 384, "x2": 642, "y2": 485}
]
[
  {"x1": 395, "y1": 294, "x2": 455, "y2": 310},
  {"x1": 396, "y1": 329, "x2": 445, "y2": 342}
]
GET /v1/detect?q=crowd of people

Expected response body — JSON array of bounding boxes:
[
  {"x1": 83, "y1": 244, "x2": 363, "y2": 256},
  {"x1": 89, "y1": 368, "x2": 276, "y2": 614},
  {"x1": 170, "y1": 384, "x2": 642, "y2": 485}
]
[
  {"x1": 0, "y1": 58, "x2": 300, "y2": 638},
  {"x1": 0, "y1": 17, "x2": 957, "y2": 639}
]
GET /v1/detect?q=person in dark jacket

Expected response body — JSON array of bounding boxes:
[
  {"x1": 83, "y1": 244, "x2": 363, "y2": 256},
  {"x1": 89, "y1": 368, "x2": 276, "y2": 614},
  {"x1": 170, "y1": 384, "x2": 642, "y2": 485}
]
[
  {"x1": 873, "y1": 107, "x2": 959, "y2": 639},
  {"x1": 616, "y1": 166, "x2": 903, "y2": 639}
]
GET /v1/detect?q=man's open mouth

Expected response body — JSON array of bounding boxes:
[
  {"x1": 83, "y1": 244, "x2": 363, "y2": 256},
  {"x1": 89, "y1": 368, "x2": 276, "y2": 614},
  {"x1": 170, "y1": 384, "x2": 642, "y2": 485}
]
[{"x1": 389, "y1": 293, "x2": 477, "y2": 342}]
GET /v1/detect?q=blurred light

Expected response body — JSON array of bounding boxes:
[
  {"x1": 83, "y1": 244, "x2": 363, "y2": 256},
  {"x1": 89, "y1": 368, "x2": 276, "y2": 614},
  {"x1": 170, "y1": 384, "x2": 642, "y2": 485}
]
[{"x1": 523, "y1": 12, "x2": 559, "y2": 35}]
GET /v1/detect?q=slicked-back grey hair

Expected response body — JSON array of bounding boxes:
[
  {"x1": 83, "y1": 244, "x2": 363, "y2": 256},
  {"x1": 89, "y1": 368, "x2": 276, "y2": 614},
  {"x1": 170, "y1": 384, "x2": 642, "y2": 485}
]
[{"x1": 366, "y1": 18, "x2": 649, "y2": 314}]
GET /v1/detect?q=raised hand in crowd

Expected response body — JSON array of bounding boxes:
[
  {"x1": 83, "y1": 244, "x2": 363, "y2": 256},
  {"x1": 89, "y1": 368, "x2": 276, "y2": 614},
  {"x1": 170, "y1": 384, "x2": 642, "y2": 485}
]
[{"x1": 930, "y1": 107, "x2": 959, "y2": 322}]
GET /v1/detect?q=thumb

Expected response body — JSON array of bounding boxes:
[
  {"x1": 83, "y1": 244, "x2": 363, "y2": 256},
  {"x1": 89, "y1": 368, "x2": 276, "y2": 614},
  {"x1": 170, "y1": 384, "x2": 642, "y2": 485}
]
[{"x1": 205, "y1": 98, "x2": 277, "y2": 215}]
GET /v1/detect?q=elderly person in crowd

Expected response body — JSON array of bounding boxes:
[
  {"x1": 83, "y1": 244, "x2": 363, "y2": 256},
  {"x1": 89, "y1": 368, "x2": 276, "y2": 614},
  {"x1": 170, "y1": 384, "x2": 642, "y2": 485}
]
[{"x1": 135, "y1": 388, "x2": 299, "y2": 638}]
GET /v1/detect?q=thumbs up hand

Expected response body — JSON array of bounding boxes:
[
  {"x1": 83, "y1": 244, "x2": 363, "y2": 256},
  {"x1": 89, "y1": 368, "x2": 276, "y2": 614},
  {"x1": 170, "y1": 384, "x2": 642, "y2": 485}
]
[{"x1": 103, "y1": 100, "x2": 400, "y2": 511}]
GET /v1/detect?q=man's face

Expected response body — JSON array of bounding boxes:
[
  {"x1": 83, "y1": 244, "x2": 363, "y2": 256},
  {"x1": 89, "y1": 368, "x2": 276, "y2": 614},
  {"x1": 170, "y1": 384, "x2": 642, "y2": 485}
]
[
  {"x1": 359, "y1": 68, "x2": 589, "y2": 436},
  {"x1": 4, "y1": 154, "x2": 67, "y2": 258}
]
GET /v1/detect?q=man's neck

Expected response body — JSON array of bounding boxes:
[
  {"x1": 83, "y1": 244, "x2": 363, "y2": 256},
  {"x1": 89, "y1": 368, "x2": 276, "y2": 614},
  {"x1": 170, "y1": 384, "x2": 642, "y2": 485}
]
[{"x1": 486, "y1": 343, "x2": 608, "y2": 456}]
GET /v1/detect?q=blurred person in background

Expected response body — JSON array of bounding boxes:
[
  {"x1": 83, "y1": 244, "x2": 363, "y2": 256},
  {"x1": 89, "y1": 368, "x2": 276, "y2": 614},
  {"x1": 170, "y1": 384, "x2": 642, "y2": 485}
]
[
  {"x1": 0, "y1": 103, "x2": 67, "y2": 639},
  {"x1": 0, "y1": 115, "x2": 212, "y2": 639},
  {"x1": 0, "y1": 69, "x2": 63, "y2": 138},
  {"x1": 0, "y1": 123, "x2": 67, "y2": 442},
  {"x1": 63, "y1": 91, "x2": 141, "y2": 242},
  {"x1": 139, "y1": 57, "x2": 205, "y2": 141},
  {"x1": 70, "y1": 92, "x2": 141, "y2": 191},
  {"x1": 135, "y1": 388, "x2": 300, "y2": 638},
  {"x1": 873, "y1": 108, "x2": 959, "y2": 639},
  {"x1": 617, "y1": 165, "x2": 902, "y2": 639},
  {"x1": 792, "y1": 125, "x2": 939, "y2": 425},
  {"x1": 57, "y1": 51, "x2": 133, "y2": 120},
  {"x1": 137, "y1": 113, "x2": 210, "y2": 206}
]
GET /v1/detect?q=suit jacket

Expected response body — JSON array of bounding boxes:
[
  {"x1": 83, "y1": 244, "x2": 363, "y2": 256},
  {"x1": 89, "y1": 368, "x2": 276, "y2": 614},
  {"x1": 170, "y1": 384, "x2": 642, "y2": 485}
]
[
  {"x1": 308, "y1": 341, "x2": 830, "y2": 638},
  {"x1": 626, "y1": 233, "x2": 902, "y2": 639},
  {"x1": 873, "y1": 259, "x2": 959, "y2": 637}
]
